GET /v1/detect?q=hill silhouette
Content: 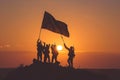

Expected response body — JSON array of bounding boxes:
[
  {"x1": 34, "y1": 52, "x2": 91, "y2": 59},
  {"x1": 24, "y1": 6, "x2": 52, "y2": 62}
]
[{"x1": 4, "y1": 61, "x2": 109, "y2": 80}]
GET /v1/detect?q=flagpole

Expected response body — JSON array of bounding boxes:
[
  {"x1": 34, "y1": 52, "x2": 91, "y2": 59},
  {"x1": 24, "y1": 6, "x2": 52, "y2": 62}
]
[
  {"x1": 38, "y1": 27, "x2": 42, "y2": 39},
  {"x1": 61, "y1": 35, "x2": 65, "y2": 44},
  {"x1": 38, "y1": 11, "x2": 44, "y2": 40}
]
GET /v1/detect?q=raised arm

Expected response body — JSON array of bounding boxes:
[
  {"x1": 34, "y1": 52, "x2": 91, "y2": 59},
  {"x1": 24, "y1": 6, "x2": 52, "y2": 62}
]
[
  {"x1": 37, "y1": 39, "x2": 40, "y2": 43},
  {"x1": 64, "y1": 43, "x2": 69, "y2": 50}
]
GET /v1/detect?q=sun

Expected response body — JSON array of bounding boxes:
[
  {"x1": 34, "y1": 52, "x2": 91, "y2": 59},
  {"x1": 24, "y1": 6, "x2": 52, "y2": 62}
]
[{"x1": 57, "y1": 45, "x2": 63, "y2": 51}]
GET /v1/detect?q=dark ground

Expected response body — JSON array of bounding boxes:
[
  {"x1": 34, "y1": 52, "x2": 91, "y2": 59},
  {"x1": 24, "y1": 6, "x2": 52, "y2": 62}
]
[
  {"x1": 0, "y1": 68, "x2": 14, "y2": 80},
  {"x1": 0, "y1": 62, "x2": 120, "y2": 80}
]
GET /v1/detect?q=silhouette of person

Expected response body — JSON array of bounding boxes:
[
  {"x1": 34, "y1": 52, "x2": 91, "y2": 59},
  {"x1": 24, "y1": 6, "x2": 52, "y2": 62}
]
[
  {"x1": 51, "y1": 44, "x2": 59, "y2": 63},
  {"x1": 64, "y1": 43, "x2": 75, "y2": 67},
  {"x1": 37, "y1": 39, "x2": 43, "y2": 62},
  {"x1": 43, "y1": 42, "x2": 50, "y2": 63}
]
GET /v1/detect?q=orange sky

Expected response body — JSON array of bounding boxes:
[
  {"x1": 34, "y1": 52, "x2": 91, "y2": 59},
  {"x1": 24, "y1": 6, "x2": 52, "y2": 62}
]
[
  {"x1": 0, "y1": 0, "x2": 120, "y2": 52},
  {"x1": 0, "y1": 0, "x2": 120, "y2": 68}
]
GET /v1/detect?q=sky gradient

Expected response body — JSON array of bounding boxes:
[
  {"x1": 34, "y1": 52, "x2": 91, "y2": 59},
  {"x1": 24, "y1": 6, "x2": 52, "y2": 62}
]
[
  {"x1": 0, "y1": 0, "x2": 120, "y2": 52},
  {"x1": 0, "y1": 0, "x2": 120, "y2": 68}
]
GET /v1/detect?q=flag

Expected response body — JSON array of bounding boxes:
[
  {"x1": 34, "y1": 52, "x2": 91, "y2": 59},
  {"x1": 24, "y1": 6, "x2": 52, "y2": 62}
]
[{"x1": 41, "y1": 11, "x2": 69, "y2": 37}]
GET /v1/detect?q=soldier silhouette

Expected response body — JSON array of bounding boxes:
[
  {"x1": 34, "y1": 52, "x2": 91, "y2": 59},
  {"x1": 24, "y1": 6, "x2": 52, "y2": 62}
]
[
  {"x1": 51, "y1": 44, "x2": 59, "y2": 63},
  {"x1": 37, "y1": 39, "x2": 43, "y2": 62},
  {"x1": 64, "y1": 43, "x2": 75, "y2": 67},
  {"x1": 43, "y1": 42, "x2": 50, "y2": 63}
]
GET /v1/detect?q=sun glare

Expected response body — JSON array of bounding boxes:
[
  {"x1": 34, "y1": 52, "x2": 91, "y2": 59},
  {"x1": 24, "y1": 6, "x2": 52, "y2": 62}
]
[{"x1": 57, "y1": 45, "x2": 63, "y2": 51}]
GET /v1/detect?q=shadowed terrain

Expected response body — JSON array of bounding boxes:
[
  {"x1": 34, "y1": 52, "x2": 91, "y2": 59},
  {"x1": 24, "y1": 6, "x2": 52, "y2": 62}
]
[
  {"x1": 4, "y1": 62, "x2": 110, "y2": 80},
  {"x1": 0, "y1": 68, "x2": 14, "y2": 80}
]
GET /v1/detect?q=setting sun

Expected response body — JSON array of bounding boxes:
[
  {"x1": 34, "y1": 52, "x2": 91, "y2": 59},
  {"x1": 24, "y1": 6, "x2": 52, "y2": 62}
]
[{"x1": 57, "y1": 45, "x2": 63, "y2": 51}]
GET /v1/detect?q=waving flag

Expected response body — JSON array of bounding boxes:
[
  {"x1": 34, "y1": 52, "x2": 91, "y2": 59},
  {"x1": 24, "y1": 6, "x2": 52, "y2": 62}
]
[{"x1": 41, "y1": 11, "x2": 69, "y2": 37}]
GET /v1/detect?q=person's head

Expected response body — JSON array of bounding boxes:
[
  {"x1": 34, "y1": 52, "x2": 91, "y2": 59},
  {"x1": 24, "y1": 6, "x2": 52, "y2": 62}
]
[
  {"x1": 51, "y1": 44, "x2": 53, "y2": 47},
  {"x1": 54, "y1": 44, "x2": 56, "y2": 47},
  {"x1": 39, "y1": 41, "x2": 42, "y2": 43},
  {"x1": 46, "y1": 44, "x2": 50, "y2": 48},
  {"x1": 46, "y1": 44, "x2": 48, "y2": 47},
  {"x1": 37, "y1": 41, "x2": 41, "y2": 45},
  {"x1": 70, "y1": 46, "x2": 74, "y2": 50},
  {"x1": 38, "y1": 41, "x2": 42, "y2": 45}
]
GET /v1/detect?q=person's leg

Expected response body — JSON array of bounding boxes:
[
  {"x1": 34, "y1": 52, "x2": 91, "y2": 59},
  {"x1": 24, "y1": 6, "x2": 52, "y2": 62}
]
[
  {"x1": 53, "y1": 56, "x2": 56, "y2": 63},
  {"x1": 37, "y1": 53, "x2": 39, "y2": 61},
  {"x1": 40, "y1": 53, "x2": 42, "y2": 62},
  {"x1": 44, "y1": 55, "x2": 47, "y2": 63},
  {"x1": 67, "y1": 57, "x2": 70, "y2": 67},
  {"x1": 48, "y1": 55, "x2": 50, "y2": 63},
  {"x1": 52, "y1": 55, "x2": 54, "y2": 63},
  {"x1": 71, "y1": 58, "x2": 73, "y2": 67},
  {"x1": 55, "y1": 56, "x2": 57, "y2": 63}
]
